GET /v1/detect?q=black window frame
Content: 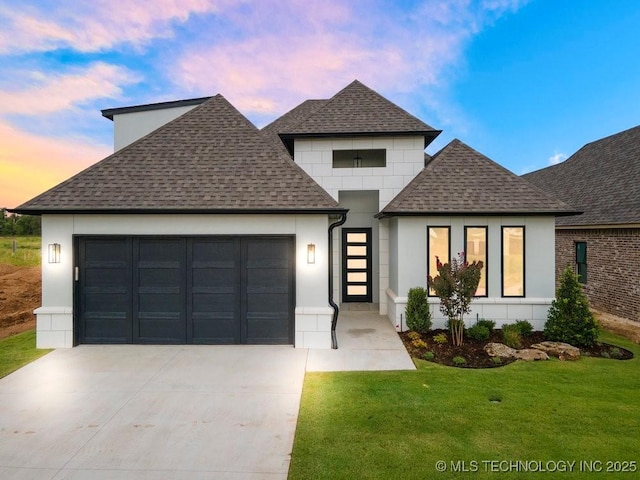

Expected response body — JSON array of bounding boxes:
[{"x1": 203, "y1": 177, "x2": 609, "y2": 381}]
[
  {"x1": 501, "y1": 226, "x2": 526, "y2": 298},
  {"x1": 332, "y1": 149, "x2": 386, "y2": 168},
  {"x1": 427, "y1": 226, "x2": 451, "y2": 297},
  {"x1": 576, "y1": 241, "x2": 587, "y2": 284},
  {"x1": 464, "y1": 226, "x2": 488, "y2": 298}
]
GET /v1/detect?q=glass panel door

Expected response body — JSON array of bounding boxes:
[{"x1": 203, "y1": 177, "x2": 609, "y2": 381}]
[{"x1": 342, "y1": 228, "x2": 372, "y2": 302}]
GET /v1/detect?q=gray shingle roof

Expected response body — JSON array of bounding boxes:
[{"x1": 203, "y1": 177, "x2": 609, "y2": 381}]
[
  {"x1": 523, "y1": 125, "x2": 640, "y2": 226},
  {"x1": 278, "y1": 80, "x2": 440, "y2": 147},
  {"x1": 380, "y1": 139, "x2": 577, "y2": 216},
  {"x1": 13, "y1": 95, "x2": 340, "y2": 214}
]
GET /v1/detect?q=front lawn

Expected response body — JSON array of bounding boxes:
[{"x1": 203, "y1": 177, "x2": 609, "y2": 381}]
[
  {"x1": 289, "y1": 331, "x2": 640, "y2": 479},
  {"x1": 0, "y1": 330, "x2": 51, "y2": 379}
]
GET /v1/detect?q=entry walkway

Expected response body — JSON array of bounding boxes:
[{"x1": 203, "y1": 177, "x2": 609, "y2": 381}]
[{"x1": 306, "y1": 304, "x2": 416, "y2": 371}]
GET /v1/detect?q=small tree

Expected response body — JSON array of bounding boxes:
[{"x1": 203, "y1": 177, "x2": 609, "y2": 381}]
[
  {"x1": 428, "y1": 253, "x2": 483, "y2": 346},
  {"x1": 405, "y1": 287, "x2": 432, "y2": 332},
  {"x1": 544, "y1": 266, "x2": 600, "y2": 347}
]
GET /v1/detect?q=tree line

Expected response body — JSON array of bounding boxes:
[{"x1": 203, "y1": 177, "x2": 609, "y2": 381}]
[{"x1": 1, "y1": 209, "x2": 41, "y2": 235}]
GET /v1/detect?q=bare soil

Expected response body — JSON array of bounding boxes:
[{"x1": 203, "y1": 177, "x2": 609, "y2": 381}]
[{"x1": 0, "y1": 265, "x2": 40, "y2": 339}]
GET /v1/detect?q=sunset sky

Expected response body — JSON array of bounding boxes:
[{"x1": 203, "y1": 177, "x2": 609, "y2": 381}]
[{"x1": 1, "y1": 1, "x2": 639, "y2": 209}]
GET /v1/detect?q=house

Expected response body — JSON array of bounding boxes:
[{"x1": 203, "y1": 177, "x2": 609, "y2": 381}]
[
  {"x1": 11, "y1": 80, "x2": 575, "y2": 349},
  {"x1": 523, "y1": 126, "x2": 640, "y2": 323}
]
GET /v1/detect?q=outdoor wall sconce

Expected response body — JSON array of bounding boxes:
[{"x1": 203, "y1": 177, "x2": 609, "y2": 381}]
[
  {"x1": 307, "y1": 243, "x2": 316, "y2": 264},
  {"x1": 48, "y1": 243, "x2": 61, "y2": 264}
]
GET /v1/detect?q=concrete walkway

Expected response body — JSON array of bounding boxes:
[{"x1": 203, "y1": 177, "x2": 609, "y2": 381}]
[{"x1": 0, "y1": 309, "x2": 413, "y2": 479}]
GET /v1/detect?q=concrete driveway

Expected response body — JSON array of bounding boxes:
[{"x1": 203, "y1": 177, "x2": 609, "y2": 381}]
[{"x1": 0, "y1": 345, "x2": 308, "y2": 479}]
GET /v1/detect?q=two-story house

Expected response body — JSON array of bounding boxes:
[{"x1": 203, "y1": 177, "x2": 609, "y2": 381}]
[{"x1": 12, "y1": 81, "x2": 575, "y2": 349}]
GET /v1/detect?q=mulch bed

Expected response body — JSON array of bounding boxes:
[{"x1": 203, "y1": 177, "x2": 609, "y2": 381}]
[{"x1": 400, "y1": 329, "x2": 634, "y2": 368}]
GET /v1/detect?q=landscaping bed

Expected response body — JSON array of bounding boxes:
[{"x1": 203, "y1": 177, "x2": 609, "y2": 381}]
[{"x1": 399, "y1": 328, "x2": 633, "y2": 368}]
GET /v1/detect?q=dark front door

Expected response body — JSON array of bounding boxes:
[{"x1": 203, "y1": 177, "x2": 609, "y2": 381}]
[
  {"x1": 76, "y1": 236, "x2": 294, "y2": 345},
  {"x1": 342, "y1": 228, "x2": 372, "y2": 303}
]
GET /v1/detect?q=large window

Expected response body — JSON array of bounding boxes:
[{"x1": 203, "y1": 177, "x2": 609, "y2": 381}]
[
  {"x1": 576, "y1": 241, "x2": 587, "y2": 284},
  {"x1": 332, "y1": 149, "x2": 386, "y2": 168},
  {"x1": 427, "y1": 226, "x2": 450, "y2": 296},
  {"x1": 465, "y1": 227, "x2": 487, "y2": 297},
  {"x1": 502, "y1": 226, "x2": 525, "y2": 297}
]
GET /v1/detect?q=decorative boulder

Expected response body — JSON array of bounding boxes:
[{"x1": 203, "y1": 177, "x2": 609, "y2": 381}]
[
  {"x1": 531, "y1": 341, "x2": 581, "y2": 361},
  {"x1": 514, "y1": 349, "x2": 549, "y2": 361},
  {"x1": 484, "y1": 343, "x2": 516, "y2": 358}
]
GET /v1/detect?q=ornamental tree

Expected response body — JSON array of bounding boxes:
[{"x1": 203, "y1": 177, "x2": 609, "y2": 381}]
[{"x1": 428, "y1": 252, "x2": 483, "y2": 346}]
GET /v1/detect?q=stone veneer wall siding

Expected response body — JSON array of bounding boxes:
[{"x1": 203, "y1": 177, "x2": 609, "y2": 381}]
[{"x1": 555, "y1": 228, "x2": 640, "y2": 323}]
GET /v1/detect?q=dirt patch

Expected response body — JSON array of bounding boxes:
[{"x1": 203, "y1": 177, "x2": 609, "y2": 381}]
[
  {"x1": 0, "y1": 264, "x2": 41, "y2": 339},
  {"x1": 593, "y1": 309, "x2": 640, "y2": 344}
]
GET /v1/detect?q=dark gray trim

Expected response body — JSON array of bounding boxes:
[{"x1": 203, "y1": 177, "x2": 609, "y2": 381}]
[
  {"x1": 101, "y1": 97, "x2": 211, "y2": 120},
  {"x1": 376, "y1": 210, "x2": 580, "y2": 219},
  {"x1": 279, "y1": 130, "x2": 441, "y2": 155},
  {"x1": 9, "y1": 208, "x2": 349, "y2": 216}
]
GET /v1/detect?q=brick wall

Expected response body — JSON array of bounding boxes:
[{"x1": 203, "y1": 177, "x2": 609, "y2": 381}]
[{"x1": 556, "y1": 228, "x2": 640, "y2": 323}]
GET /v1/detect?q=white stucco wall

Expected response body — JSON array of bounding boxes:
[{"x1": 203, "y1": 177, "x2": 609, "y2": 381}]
[
  {"x1": 386, "y1": 215, "x2": 557, "y2": 331},
  {"x1": 37, "y1": 214, "x2": 333, "y2": 349},
  {"x1": 111, "y1": 105, "x2": 199, "y2": 151},
  {"x1": 294, "y1": 136, "x2": 425, "y2": 211}
]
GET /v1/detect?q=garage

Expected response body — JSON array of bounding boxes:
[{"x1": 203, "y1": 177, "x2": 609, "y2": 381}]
[{"x1": 75, "y1": 236, "x2": 295, "y2": 345}]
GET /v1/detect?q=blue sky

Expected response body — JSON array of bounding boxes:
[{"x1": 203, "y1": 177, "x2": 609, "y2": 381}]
[{"x1": 1, "y1": 0, "x2": 639, "y2": 208}]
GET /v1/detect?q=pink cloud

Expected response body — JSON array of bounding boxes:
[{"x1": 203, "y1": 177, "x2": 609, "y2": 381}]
[
  {"x1": 0, "y1": 121, "x2": 109, "y2": 208},
  {"x1": 0, "y1": 63, "x2": 139, "y2": 115},
  {"x1": 173, "y1": 1, "x2": 521, "y2": 117},
  {"x1": 0, "y1": 0, "x2": 232, "y2": 53}
]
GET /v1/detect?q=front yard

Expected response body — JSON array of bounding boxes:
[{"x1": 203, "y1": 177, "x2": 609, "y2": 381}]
[{"x1": 289, "y1": 331, "x2": 640, "y2": 479}]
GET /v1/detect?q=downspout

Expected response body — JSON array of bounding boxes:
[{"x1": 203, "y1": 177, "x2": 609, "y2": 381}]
[{"x1": 328, "y1": 212, "x2": 348, "y2": 349}]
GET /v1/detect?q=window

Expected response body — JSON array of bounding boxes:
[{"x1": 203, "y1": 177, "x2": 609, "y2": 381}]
[
  {"x1": 427, "y1": 226, "x2": 450, "y2": 296},
  {"x1": 465, "y1": 227, "x2": 487, "y2": 297},
  {"x1": 332, "y1": 149, "x2": 386, "y2": 168},
  {"x1": 502, "y1": 226, "x2": 525, "y2": 297},
  {"x1": 576, "y1": 242, "x2": 587, "y2": 284}
]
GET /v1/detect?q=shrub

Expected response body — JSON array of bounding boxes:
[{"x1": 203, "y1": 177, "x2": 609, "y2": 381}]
[
  {"x1": 433, "y1": 333, "x2": 448, "y2": 345},
  {"x1": 411, "y1": 338, "x2": 428, "y2": 349},
  {"x1": 428, "y1": 253, "x2": 483, "y2": 346},
  {"x1": 453, "y1": 356, "x2": 466, "y2": 366},
  {"x1": 502, "y1": 324, "x2": 521, "y2": 349},
  {"x1": 466, "y1": 324, "x2": 490, "y2": 342},
  {"x1": 491, "y1": 356, "x2": 502, "y2": 365},
  {"x1": 406, "y1": 331, "x2": 421, "y2": 341},
  {"x1": 514, "y1": 320, "x2": 534, "y2": 337},
  {"x1": 405, "y1": 287, "x2": 432, "y2": 333},
  {"x1": 423, "y1": 351, "x2": 435, "y2": 360},
  {"x1": 477, "y1": 319, "x2": 496, "y2": 332},
  {"x1": 544, "y1": 267, "x2": 600, "y2": 347}
]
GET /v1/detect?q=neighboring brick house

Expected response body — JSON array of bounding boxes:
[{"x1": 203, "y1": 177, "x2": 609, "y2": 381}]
[{"x1": 524, "y1": 126, "x2": 640, "y2": 323}]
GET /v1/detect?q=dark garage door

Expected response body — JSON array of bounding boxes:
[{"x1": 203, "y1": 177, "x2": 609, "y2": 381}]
[{"x1": 76, "y1": 236, "x2": 294, "y2": 345}]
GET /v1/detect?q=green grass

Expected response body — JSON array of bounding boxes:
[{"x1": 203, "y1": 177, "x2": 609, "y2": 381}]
[
  {"x1": 289, "y1": 331, "x2": 640, "y2": 479},
  {"x1": 0, "y1": 330, "x2": 51, "y2": 378},
  {"x1": 0, "y1": 236, "x2": 41, "y2": 266}
]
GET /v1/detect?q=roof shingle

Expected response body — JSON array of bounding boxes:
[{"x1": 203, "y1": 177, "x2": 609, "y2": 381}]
[
  {"x1": 523, "y1": 125, "x2": 640, "y2": 226},
  {"x1": 380, "y1": 139, "x2": 577, "y2": 216},
  {"x1": 13, "y1": 95, "x2": 340, "y2": 214}
]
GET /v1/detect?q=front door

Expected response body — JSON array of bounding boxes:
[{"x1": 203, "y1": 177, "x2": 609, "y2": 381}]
[{"x1": 342, "y1": 228, "x2": 372, "y2": 302}]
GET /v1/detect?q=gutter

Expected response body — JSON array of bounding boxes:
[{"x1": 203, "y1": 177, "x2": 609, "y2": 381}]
[{"x1": 328, "y1": 212, "x2": 348, "y2": 349}]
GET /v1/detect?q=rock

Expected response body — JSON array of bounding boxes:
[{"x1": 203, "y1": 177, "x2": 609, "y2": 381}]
[
  {"x1": 484, "y1": 343, "x2": 516, "y2": 358},
  {"x1": 531, "y1": 341, "x2": 581, "y2": 361},
  {"x1": 514, "y1": 349, "x2": 549, "y2": 361}
]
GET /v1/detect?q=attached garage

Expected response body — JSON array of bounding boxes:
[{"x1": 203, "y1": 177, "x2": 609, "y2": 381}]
[{"x1": 75, "y1": 236, "x2": 295, "y2": 345}]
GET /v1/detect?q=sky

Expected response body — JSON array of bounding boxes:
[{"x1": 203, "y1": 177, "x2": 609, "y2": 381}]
[{"x1": 1, "y1": 0, "x2": 639, "y2": 209}]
